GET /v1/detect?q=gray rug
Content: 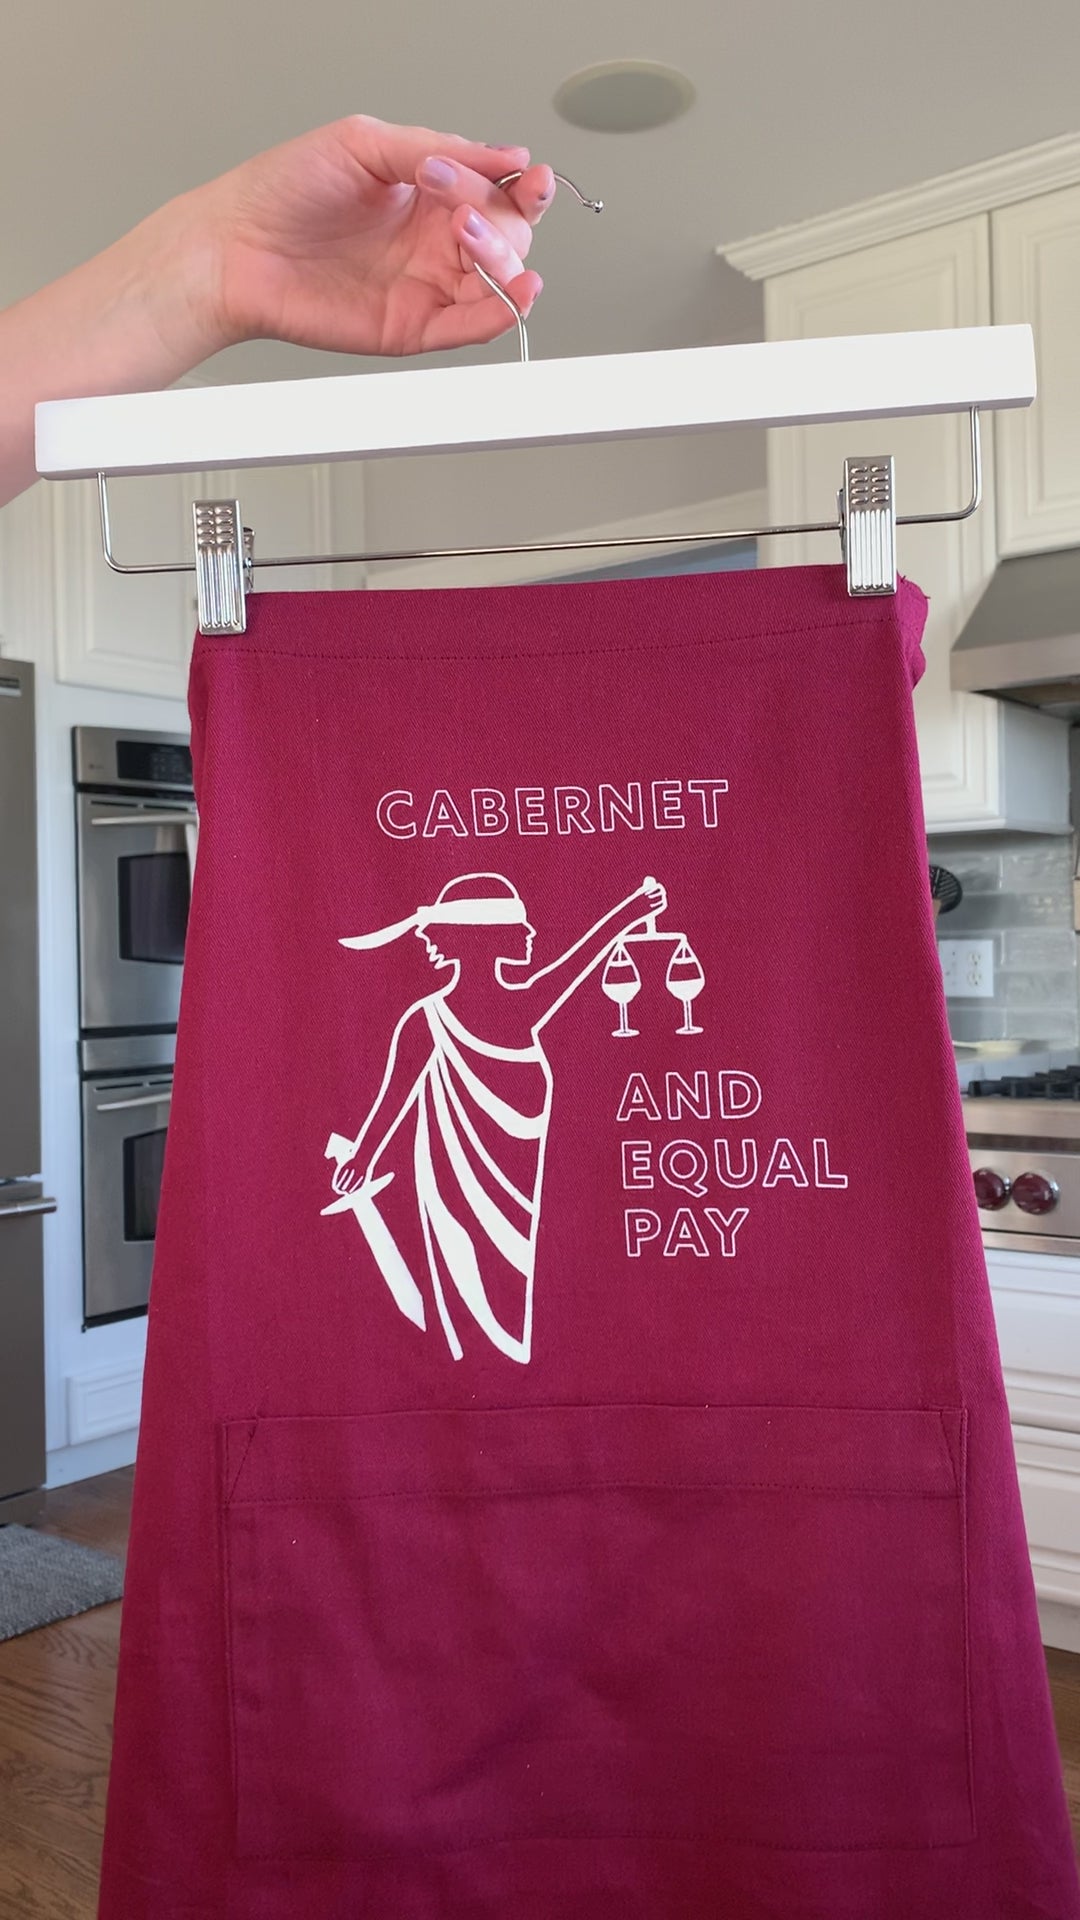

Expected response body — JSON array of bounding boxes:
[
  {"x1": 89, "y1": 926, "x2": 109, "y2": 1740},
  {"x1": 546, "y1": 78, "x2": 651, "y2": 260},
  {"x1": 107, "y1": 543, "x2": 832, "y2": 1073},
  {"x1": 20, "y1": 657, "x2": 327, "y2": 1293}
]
[{"x1": 0, "y1": 1524, "x2": 124, "y2": 1641}]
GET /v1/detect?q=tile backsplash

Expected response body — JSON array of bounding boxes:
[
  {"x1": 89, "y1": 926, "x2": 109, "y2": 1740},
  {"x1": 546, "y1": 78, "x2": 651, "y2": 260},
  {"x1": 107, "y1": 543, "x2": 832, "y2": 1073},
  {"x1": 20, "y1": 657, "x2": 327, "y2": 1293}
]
[{"x1": 927, "y1": 834, "x2": 1080, "y2": 1045}]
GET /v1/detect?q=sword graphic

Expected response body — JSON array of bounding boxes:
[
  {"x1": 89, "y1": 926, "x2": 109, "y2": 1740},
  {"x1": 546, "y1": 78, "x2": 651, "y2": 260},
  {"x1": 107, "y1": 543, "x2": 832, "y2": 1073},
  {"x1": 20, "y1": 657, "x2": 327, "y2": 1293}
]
[{"x1": 321, "y1": 1134, "x2": 425, "y2": 1329}]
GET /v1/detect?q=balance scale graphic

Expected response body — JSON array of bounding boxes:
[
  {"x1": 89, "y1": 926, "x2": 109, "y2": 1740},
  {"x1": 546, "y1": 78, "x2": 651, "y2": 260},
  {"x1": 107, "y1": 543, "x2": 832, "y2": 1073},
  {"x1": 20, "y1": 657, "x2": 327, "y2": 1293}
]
[{"x1": 601, "y1": 915, "x2": 704, "y2": 1040}]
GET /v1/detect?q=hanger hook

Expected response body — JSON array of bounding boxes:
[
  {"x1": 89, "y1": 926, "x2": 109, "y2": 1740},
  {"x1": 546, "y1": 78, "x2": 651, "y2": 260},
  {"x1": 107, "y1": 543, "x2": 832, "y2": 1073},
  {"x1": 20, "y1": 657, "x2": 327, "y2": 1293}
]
[
  {"x1": 495, "y1": 170, "x2": 604, "y2": 215},
  {"x1": 473, "y1": 170, "x2": 604, "y2": 365}
]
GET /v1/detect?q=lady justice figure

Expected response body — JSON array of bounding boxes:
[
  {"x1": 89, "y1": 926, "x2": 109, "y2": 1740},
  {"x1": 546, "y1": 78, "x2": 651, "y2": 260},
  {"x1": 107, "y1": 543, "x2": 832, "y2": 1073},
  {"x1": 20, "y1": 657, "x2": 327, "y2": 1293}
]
[{"x1": 325, "y1": 871, "x2": 667, "y2": 1364}]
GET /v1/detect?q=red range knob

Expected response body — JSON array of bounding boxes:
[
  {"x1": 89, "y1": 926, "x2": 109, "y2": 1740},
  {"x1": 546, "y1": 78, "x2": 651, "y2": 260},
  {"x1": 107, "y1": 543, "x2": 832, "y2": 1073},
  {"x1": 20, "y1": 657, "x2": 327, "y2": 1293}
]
[
  {"x1": 1011, "y1": 1171, "x2": 1060, "y2": 1216},
  {"x1": 973, "y1": 1167, "x2": 1011, "y2": 1211}
]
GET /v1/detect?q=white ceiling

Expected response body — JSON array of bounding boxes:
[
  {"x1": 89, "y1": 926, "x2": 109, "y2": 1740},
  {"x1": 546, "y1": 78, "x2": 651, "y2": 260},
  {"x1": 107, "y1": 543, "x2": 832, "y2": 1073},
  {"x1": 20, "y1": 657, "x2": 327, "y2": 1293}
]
[{"x1": 3, "y1": 0, "x2": 1079, "y2": 388}]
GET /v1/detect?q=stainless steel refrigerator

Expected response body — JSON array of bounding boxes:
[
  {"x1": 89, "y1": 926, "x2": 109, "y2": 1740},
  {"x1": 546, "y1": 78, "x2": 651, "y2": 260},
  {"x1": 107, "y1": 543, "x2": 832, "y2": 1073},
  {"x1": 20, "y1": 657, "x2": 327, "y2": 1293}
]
[{"x1": 0, "y1": 660, "x2": 54, "y2": 1520}]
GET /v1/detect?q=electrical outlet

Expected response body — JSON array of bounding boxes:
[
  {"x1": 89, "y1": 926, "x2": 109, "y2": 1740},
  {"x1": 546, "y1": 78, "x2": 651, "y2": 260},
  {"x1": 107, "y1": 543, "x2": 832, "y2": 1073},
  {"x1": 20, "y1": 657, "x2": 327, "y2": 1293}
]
[{"x1": 938, "y1": 938, "x2": 995, "y2": 999}]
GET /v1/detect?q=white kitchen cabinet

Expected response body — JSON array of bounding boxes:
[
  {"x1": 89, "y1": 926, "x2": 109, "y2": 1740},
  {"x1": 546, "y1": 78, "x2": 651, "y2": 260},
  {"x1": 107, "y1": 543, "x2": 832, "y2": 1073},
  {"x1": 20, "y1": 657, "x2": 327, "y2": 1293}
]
[
  {"x1": 51, "y1": 472, "x2": 198, "y2": 699},
  {"x1": 0, "y1": 483, "x2": 53, "y2": 669},
  {"x1": 764, "y1": 217, "x2": 1068, "y2": 833},
  {"x1": 1012, "y1": 1426, "x2": 1080, "y2": 1651},
  {"x1": 986, "y1": 1249, "x2": 1080, "y2": 1650},
  {"x1": 44, "y1": 460, "x2": 339, "y2": 700},
  {"x1": 987, "y1": 1248, "x2": 1080, "y2": 1433},
  {"x1": 993, "y1": 183, "x2": 1080, "y2": 556}
]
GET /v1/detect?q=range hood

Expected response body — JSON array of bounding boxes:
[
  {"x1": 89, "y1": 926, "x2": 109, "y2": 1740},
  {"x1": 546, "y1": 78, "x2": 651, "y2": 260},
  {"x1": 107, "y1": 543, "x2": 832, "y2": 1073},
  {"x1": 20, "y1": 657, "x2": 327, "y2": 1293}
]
[{"x1": 951, "y1": 547, "x2": 1080, "y2": 719}]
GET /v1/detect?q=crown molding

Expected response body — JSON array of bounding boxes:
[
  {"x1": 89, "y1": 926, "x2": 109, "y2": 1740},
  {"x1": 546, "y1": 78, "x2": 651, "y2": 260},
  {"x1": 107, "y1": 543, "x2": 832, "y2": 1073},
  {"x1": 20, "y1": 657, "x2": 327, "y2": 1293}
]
[
  {"x1": 364, "y1": 486, "x2": 767, "y2": 592},
  {"x1": 717, "y1": 131, "x2": 1080, "y2": 282}
]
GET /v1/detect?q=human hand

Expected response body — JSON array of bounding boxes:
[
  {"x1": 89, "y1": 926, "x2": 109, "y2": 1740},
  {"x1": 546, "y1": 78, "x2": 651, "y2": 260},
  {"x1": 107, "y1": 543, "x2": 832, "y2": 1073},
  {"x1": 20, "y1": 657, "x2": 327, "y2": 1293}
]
[
  {"x1": 636, "y1": 876, "x2": 668, "y2": 921},
  {"x1": 612, "y1": 876, "x2": 667, "y2": 940},
  {"x1": 179, "y1": 114, "x2": 553, "y2": 362},
  {"x1": 0, "y1": 114, "x2": 556, "y2": 510},
  {"x1": 332, "y1": 1151, "x2": 369, "y2": 1196}
]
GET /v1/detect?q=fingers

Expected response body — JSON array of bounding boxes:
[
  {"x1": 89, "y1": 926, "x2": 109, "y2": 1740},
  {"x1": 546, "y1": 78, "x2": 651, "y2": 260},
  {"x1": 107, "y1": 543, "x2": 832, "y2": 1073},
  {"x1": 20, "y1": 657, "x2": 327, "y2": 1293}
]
[
  {"x1": 423, "y1": 154, "x2": 556, "y2": 239},
  {"x1": 416, "y1": 154, "x2": 534, "y2": 262},
  {"x1": 488, "y1": 161, "x2": 558, "y2": 229},
  {"x1": 334, "y1": 116, "x2": 552, "y2": 346},
  {"x1": 634, "y1": 876, "x2": 667, "y2": 915},
  {"x1": 448, "y1": 201, "x2": 529, "y2": 292}
]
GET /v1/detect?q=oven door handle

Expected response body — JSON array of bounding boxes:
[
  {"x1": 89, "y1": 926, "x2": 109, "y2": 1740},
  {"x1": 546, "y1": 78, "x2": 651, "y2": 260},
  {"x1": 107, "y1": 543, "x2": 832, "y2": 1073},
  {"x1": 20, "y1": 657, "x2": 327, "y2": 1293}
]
[
  {"x1": 95, "y1": 1090, "x2": 173, "y2": 1114},
  {"x1": 90, "y1": 810, "x2": 198, "y2": 828},
  {"x1": 0, "y1": 1196, "x2": 58, "y2": 1220}
]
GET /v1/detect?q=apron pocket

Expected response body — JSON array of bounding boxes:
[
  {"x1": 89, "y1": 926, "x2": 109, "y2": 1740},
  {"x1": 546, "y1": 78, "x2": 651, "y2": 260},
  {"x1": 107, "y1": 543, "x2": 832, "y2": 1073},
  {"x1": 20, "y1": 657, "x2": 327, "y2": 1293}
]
[{"x1": 221, "y1": 1402, "x2": 972, "y2": 1859}]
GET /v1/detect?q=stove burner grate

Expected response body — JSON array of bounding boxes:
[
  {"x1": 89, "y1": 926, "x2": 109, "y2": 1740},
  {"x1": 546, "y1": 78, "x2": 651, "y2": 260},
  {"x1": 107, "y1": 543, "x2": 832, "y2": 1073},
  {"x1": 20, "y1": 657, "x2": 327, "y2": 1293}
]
[{"x1": 966, "y1": 1067, "x2": 1080, "y2": 1100}]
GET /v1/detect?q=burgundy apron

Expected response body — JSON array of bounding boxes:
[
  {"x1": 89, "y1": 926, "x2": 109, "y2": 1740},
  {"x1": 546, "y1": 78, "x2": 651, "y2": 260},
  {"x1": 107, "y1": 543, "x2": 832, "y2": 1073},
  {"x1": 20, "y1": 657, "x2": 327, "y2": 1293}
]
[{"x1": 98, "y1": 567, "x2": 1080, "y2": 1919}]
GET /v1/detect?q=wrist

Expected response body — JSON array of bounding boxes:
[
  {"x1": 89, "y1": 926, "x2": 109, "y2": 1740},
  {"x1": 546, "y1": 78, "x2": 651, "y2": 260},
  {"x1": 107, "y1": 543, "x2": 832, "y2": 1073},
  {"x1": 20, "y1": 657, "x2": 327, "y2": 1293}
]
[
  {"x1": 108, "y1": 187, "x2": 240, "y2": 375},
  {"x1": 0, "y1": 185, "x2": 237, "y2": 509}
]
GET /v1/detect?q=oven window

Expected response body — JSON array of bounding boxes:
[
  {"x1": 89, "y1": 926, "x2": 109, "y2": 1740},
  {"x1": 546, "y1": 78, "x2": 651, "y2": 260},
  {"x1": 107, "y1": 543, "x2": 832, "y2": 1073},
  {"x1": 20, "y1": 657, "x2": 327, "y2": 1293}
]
[
  {"x1": 123, "y1": 1127, "x2": 168, "y2": 1241},
  {"x1": 118, "y1": 852, "x2": 190, "y2": 965}
]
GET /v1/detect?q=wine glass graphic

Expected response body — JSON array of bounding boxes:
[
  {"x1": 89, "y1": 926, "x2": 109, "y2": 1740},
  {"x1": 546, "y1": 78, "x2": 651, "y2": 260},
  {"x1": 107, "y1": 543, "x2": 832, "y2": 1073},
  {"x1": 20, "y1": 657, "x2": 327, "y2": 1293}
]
[
  {"x1": 666, "y1": 938, "x2": 705, "y2": 1035},
  {"x1": 602, "y1": 943, "x2": 642, "y2": 1039}
]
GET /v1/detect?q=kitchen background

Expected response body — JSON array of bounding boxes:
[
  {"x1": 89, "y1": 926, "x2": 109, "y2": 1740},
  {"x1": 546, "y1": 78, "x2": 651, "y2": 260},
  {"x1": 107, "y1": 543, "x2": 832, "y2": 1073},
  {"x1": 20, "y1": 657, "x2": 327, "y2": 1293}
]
[
  {"x1": 3, "y1": 0, "x2": 1080, "y2": 1645},
  {"x1": 928, "y1": 834, "x2": 1080, "y2": 1047}
]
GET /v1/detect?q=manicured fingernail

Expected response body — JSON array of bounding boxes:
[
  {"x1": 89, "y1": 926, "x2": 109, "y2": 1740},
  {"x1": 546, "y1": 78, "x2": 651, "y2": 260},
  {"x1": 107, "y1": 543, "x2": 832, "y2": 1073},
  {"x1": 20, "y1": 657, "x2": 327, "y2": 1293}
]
[
  {"x1": 464, "y1": 209, "x2": 497, "y2": 241},
  {"x1": 485, "y1": 143, "x2": 523, "y2": 151},
  {"x1": 419, "y1": 157, "x2": 456, "y2": 189}
]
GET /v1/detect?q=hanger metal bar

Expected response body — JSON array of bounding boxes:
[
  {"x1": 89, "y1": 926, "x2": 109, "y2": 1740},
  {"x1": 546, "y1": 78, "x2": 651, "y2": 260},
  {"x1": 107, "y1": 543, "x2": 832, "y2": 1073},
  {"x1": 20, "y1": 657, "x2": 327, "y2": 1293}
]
[
  {"x1": 44, "y1": 325, "x2": 1031, "y2": 479},
  {"x1": 898, "y1": 404, "x2": 982, "y2": 526},
  {"x1": 96, "y1": 408, "x2": 981, "y2": 578}
]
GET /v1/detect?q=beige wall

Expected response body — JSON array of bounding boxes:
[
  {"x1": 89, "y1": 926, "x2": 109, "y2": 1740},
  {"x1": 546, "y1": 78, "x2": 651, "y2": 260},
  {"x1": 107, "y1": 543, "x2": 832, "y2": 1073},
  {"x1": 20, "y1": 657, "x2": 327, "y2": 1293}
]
[{"x1": 361, "y1": 426, "x2": 767, "y2": 550}]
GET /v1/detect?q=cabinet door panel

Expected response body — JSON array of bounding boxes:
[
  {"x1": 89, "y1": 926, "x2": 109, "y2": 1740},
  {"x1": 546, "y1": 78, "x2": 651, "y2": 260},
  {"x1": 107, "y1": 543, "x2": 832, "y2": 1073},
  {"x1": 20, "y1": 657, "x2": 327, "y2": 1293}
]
[
  {"x1": 54, "y1": 474, "x2": 196, "y2": 698},
  {"x1": 765, "y1": 219, "x2": 1003, "y2": 829},
  {"x1": 51, "y1": 463, "x2": 338, "y2": 697},
  {"x1": 993, "y1": 185, "x2": 1080, "y2": 554}
]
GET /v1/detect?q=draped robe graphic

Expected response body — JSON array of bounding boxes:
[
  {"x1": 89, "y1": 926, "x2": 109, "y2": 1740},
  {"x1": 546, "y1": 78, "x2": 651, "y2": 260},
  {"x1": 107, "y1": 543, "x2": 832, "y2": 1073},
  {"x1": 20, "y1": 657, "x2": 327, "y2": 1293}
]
[{"x1": 324, "y1": 872, "x2": 667, "y2": 1363}]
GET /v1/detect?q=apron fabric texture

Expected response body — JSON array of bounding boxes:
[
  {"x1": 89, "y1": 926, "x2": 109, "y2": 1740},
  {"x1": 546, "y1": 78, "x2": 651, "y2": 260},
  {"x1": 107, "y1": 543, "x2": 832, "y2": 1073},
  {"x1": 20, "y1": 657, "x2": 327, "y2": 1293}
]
[{"x1": 98, "y1": 566, "x2": 1080, "y2": 1920}]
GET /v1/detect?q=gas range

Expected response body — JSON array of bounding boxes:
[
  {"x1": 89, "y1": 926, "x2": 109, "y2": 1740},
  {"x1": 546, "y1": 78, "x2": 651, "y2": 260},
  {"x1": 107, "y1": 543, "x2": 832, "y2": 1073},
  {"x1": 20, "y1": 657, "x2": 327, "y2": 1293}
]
[{"x1": 963, "y1": 1065, "x2": 1080, "y2": 1255}]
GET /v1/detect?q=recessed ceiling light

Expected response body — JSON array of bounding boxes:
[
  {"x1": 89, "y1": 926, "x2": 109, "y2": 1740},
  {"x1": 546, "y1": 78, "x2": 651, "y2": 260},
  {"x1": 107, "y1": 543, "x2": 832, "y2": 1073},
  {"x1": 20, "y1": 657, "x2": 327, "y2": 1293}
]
[{"x1": 553, "y1": 61, "x2": 696, "y2": 135}]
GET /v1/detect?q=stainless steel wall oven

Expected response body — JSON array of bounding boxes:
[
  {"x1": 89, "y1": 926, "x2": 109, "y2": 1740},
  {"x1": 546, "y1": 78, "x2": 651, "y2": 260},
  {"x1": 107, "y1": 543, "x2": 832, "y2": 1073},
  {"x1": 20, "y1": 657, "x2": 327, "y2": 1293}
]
[{"x1": 74, "y1": 728, "x2": 192, "y2": 1324}]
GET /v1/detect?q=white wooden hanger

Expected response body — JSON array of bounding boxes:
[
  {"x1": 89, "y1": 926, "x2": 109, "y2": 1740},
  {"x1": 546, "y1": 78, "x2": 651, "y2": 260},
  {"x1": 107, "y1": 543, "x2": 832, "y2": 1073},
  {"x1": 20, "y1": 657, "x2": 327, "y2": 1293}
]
[{"x1": 35, "y1": 320, "x2": 1035, "y2": 631}]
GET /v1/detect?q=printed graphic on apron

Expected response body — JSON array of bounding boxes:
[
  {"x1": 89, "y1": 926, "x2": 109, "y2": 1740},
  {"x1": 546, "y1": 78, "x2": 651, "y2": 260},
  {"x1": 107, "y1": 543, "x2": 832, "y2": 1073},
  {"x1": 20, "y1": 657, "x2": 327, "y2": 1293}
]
[{"x1": 323, "y1": 871, "x2": 672, "y2": 1364}]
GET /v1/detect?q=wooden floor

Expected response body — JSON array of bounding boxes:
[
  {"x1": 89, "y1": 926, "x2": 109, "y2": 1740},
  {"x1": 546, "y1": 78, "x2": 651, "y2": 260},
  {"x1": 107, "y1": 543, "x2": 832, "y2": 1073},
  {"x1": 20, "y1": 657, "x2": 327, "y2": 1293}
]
[
  {"x1": 1, "y1": 1470, "x2": 1079, "y2": 1917},
  {"x1": 0, "y1": 1470, "x2": 131, "y2": 1920}
]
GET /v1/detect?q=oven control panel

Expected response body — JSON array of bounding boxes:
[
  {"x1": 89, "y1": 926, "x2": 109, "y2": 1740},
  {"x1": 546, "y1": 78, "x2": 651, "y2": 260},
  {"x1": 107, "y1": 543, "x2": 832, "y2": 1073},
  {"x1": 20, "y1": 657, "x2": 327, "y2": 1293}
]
[
  {"x1": 967, "y1": 1146, "x2": 1077, "y2": 1251},
  {"x1": 972, "y1": 1166, "x2": 1062, "y2": 1215},
  {"x1": 74, "y1": 725, "x2": 193, "y2": 794},
  {"x1": 962, "y1": 1086, "x2": 1080, "y2": 1252}
]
